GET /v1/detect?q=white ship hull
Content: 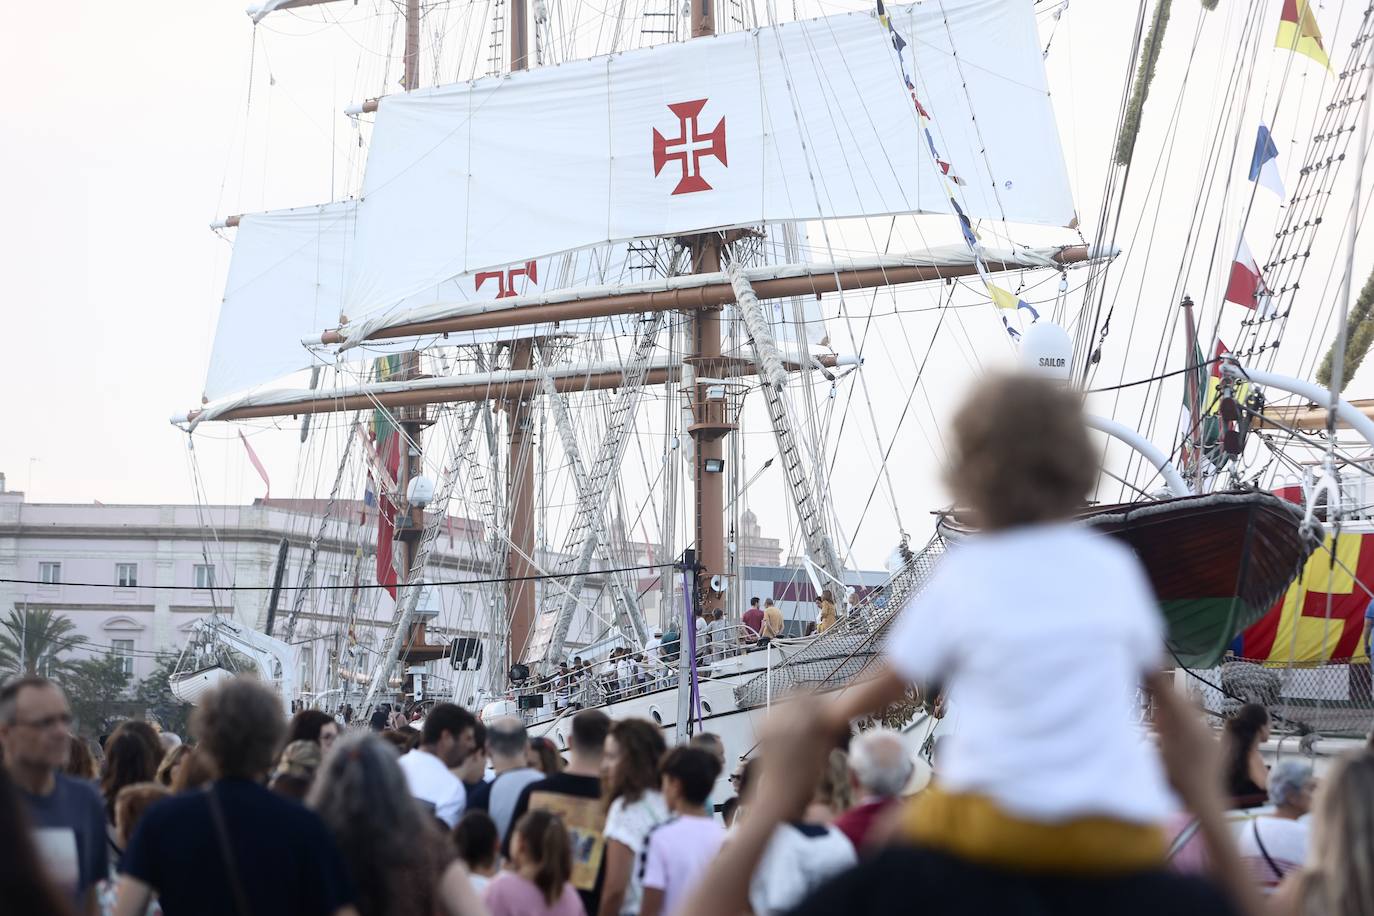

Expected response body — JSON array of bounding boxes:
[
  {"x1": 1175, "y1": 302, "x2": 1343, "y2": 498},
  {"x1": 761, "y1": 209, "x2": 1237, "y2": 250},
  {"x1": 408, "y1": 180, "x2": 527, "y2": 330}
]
[{"x1": 169, "y1": 665, "x2": 236, "y2": 705}]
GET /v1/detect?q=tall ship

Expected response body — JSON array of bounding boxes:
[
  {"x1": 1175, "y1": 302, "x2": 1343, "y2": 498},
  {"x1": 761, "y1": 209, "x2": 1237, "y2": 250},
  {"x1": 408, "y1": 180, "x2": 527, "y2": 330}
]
[{"x1": 169, "y1": 0, "x2": 1374, "y2": 765}]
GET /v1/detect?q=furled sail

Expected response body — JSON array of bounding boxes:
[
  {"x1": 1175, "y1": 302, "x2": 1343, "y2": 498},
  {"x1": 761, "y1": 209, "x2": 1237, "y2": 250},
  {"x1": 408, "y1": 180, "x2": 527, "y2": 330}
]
[{"x1": 342, "y1": 0, "x2": 1075, "y2": 316}]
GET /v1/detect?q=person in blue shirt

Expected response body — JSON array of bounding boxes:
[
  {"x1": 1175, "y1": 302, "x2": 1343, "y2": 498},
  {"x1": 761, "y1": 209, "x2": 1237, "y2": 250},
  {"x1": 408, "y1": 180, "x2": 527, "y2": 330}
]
[
  {"x1": 112, "y1": 677, "x2": 356, "y2": 916},
  {"x1": 1, "y1": 675, "x2": 108, "y2": 914},
  {"x1": 1364, "y1": 598, "x2": 1374, "y2": 658}
]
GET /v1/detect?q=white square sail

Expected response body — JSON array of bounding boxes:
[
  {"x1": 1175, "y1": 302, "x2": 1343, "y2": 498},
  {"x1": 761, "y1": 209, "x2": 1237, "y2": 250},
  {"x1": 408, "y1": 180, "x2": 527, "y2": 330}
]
[{"x1": 345, "y1": 0, "x2": 1074, "y2": 316}]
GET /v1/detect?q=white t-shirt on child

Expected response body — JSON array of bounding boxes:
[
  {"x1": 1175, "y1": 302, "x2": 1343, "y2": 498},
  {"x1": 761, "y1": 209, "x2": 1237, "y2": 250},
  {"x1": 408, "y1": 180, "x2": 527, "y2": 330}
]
[{"x1": 885, "y1": 522, "x2": 1173, "y2": 825}]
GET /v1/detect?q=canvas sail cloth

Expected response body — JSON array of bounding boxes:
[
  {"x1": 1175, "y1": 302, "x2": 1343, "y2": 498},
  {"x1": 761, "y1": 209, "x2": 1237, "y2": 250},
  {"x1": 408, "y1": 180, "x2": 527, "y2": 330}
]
[
  {"x1": 202, "y1": 208, "x2": 825, "y2": 400},
  {"x1": 342, "y1": 0, "x2": 1075, "y2": 322},
  {"x1": 203, "y1": 202, "x2": 649, "y2": 401}
]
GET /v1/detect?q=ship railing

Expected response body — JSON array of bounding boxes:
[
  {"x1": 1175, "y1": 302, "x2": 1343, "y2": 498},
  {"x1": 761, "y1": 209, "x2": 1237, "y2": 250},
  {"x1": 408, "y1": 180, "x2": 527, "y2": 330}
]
[
  {"x1": 732, "y1": 536, "x2": 947, "y2": 709},
  {"x1": 1185, "y1": 656, "x2": 1374, "y2": 738},
  {"x1": 510, "y1": 623, "x2": 781, "y2": 713}
]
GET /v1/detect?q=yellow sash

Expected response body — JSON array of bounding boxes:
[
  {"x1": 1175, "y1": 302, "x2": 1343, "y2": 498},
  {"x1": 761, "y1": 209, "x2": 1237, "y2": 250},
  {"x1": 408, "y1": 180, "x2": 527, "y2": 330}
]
[{"x1": 901, "y1": 785, "x2": 1166, "y2": 873}]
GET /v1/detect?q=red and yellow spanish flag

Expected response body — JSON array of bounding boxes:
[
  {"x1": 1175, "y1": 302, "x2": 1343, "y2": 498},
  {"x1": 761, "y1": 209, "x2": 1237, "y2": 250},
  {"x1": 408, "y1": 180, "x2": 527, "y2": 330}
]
[
  {"x1": 1237, "y1": 529, "x2": 1372, "y2": 663},
  {"x1": 1276, "y1": 0, "x2": 1330, "y2": 71}
]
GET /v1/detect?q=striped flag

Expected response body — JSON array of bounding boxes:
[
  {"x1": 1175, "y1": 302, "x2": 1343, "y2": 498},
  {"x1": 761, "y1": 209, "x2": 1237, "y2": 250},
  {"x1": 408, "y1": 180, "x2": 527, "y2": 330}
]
[
  {"x1": 987, "y1": 283, "x2": 1041, "y2": 321},
  {"x1": 1276, "y1": 0, "x2": 1330, "y2": 70}
]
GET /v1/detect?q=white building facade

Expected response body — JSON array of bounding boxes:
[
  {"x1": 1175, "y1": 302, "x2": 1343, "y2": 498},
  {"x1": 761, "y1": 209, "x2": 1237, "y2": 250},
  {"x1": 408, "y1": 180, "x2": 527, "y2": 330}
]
[{"x1": 0, "y1": 488, "x2": 509, "y2": 695}]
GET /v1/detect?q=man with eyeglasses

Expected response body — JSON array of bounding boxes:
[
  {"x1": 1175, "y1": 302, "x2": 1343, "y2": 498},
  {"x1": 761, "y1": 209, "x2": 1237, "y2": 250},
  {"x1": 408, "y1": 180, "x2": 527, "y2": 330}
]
[{"x1": 0, "y1": 674, "x2": 107, "y2": 914}]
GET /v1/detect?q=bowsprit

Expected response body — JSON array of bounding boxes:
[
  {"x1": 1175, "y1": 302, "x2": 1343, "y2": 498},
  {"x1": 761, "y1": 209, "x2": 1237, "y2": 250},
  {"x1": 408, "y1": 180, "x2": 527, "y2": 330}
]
[{"x1": 652, "y1": 99, "x2": 728, "y2": 195}]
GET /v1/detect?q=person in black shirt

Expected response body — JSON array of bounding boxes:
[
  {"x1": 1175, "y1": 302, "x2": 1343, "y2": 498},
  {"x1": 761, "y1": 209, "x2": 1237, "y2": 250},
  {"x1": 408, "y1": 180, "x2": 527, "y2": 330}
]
[
  {"x1": 678, "y1": 676, "x2": 1263, "y2": 916},
  {"x1": 784, "y1": 845, "x2": 1239, "y2": 916},
  {"x1": 504, "y1": 709, "x2": 610, "y2": 914},
  {"x1": 113, "y1": 677, "x2": 355, "y2": 916}
]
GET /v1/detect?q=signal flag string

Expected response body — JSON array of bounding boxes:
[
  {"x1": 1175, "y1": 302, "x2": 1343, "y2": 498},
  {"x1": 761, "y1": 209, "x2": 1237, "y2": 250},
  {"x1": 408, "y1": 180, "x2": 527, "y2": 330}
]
[{"x1": 874, "y1": 0, "x2": 1041, "y2": 340}]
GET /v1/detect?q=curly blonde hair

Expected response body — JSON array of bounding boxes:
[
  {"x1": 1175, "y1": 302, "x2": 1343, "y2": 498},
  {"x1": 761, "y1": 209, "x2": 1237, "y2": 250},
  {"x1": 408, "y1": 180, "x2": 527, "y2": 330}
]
[{"x1": 946, "y1": 373, "x2": 1098, "y2": 531}]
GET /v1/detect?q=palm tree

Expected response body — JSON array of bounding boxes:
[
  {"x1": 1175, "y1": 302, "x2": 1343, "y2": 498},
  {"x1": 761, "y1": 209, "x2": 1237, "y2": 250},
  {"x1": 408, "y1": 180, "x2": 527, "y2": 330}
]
[{"x1": 0, "y1": 608, "x2": 90, "y2": 678}]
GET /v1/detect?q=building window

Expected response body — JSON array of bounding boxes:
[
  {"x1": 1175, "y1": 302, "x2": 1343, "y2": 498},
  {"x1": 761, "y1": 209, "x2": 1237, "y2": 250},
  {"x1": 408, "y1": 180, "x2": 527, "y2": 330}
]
[
  {"x1": 194, "y1": 564, "x2": 216, "y2": 589},
  {"x1": 39, "y1": 562, "x2": 61, "y2": 584},
  {"x1": 116, "y1": 563, "x2": 138, "y2": 588},
  {"x1": 112, "y1": 639, "x2": 135, "y2": 677},
  {"x1": 299, "y1": 648, "x2": 313, "y2": 691},
  {"x1": 328, "y1": 573, "x2": 341, "y2": 611}
]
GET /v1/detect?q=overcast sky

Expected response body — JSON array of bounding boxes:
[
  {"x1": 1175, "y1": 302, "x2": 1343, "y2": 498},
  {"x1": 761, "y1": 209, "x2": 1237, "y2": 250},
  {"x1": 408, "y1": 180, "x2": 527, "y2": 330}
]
[{"x1": 4, "y1": 0, "x2": 1373, "y2": 569}]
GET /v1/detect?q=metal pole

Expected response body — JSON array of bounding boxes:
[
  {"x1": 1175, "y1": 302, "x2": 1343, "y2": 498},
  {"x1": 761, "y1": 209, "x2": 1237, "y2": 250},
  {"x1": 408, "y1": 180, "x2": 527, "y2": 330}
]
[
  {"x1": 675, "y1": 553, "x2": 696, "y2": 745},
  {"x1": 765, "y1": 640, "x2": 772, "y2": 709}
]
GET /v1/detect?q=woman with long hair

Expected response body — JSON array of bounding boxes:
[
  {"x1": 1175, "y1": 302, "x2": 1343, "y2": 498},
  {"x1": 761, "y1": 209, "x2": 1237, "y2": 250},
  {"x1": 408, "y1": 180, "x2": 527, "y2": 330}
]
[
  {"x1": 153, "y1": 744, "x2": 190, "y2": 789},
  {"x1": 817, "y1": 590, "x2": 838, "y2": 634},
  {"x1": 1272, "y1": 751, "x2": 1374, "y2": 916},
  {"x1": 166, "y1": 746, "x2": 213, "y2": 794},
  {"x1": 1221, "y1": 703, "x2": 1270, "y2": 808},
  {"x1": 308, "y1": 732, "x2": 483, "y2": 916},
  {"x1": 598, "y1": 719, "x2": 668, "y2": 916},
  {"x1": 528, "y1": 736, "x2": 565, "y2": 775},
  {"x1": 0, "y1": 764, "x2": 74, "y2": 916},
  {"x1": 65, "y1": 734, "x2": 97, "y2": 781},
  {"x1": 100, "y1": 723, "x2": 161, "y2": 827},
  {"x1": 485, "y1": 810, "x2": 582, "y2": 916}
]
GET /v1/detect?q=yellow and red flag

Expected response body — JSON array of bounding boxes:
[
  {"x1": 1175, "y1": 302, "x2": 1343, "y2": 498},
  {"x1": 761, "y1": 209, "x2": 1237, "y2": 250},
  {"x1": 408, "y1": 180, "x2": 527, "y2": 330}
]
[
  {"x1": 1276, "y1": 0, "x2": 1330, "y2": 71},
  {"x1": 1237, "y1": 525, "x2": 1373, "y2": 663}
]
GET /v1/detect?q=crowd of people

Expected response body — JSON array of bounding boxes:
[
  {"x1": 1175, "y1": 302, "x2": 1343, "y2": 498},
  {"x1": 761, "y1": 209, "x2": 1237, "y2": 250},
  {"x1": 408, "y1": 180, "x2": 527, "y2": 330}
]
[
  {"x1": 7, "y1": 373, "x2": 1374, "y2": 916},
  {"x1": 9, "y1": 665, "x2": 1370, "y2": 916}
]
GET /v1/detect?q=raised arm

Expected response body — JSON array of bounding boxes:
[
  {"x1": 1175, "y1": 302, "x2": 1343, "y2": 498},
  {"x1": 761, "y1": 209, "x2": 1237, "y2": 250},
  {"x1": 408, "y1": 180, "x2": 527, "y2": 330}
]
[
  {"x1": 1146, "y1": 673, "x2": 1264, "y2": 916},
  {"x1": 825, "y1": 665, "x2": 909, "y2": 729}
]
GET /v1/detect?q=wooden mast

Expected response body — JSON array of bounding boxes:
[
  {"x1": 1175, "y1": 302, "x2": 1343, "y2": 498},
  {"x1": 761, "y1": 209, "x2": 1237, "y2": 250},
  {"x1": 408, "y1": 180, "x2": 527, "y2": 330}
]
[
  {"x1": 687, "y1": 0, "x2": 728, "y2": 625},
  {"x1": 504, "y1": 1, "x2": 538, "y2": 668},
  {"x1": 392, "y1": 0, "x2": 443, "y2": 690}
]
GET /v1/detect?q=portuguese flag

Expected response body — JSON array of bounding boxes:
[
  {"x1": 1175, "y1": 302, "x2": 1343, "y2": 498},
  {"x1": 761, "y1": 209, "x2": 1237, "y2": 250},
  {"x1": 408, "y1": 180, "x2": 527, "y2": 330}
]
[{"x1": 371, "y1": 355, "x2": 403, "y2": 598}]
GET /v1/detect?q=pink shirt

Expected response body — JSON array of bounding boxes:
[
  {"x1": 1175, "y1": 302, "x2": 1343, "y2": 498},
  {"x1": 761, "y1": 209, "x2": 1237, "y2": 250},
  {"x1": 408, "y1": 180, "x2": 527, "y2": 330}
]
[
  {"x1": 642, "y1": 815, "x2": 726, "y2": 916},
  {"x1": 484, "y1": 872, "x2": 586, "y2": 916}
]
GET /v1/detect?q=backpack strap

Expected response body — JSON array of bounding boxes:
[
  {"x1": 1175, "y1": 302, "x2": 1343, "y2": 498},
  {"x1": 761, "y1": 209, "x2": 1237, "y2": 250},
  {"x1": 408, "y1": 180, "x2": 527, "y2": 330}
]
[
  {"x1": 206, "y1": 785, "x2": 253, "y2": 916},
  {"x1": 1251, "y1": 818, "x2": 1285, "y2": 882}
]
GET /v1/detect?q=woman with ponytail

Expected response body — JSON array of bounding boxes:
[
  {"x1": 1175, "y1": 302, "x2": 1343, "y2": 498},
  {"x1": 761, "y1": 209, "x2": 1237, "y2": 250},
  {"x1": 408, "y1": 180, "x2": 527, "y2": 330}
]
[{"x1": 485, "y1": 809, "x2": 585, "y2": 916}]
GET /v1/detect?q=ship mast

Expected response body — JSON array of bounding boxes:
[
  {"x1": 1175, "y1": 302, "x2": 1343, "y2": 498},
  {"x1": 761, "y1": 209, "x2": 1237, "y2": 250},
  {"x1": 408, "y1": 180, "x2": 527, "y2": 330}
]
[
  {"x1": 685, "y1": 0, "x2": 729, "y2": 627},
  {"x1": 375, "y1": 0, "x2": 440, "y2": 707},
  {"x1": 503, "y1": 6, "x2": 537, "y2": 670}
]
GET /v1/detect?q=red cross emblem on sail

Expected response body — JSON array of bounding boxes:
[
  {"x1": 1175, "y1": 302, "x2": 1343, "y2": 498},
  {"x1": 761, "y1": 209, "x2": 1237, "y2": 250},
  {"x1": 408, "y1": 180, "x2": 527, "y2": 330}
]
[
  {"x1": 653, "y1": 99, "x2": 727, "y2": 195},
  {"x1": 475, "y1": 260, "x2": 538, "y2": 298}
]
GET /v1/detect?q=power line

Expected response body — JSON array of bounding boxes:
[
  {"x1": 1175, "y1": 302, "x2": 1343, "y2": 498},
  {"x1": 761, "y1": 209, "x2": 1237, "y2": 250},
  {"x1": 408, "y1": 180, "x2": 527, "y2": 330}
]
[{"x1": 0, "y1": 562, "x2": 668, "y2": 593}]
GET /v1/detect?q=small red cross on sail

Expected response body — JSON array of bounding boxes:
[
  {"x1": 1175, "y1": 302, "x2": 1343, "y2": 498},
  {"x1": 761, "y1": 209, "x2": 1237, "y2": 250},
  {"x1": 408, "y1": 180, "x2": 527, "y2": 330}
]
[
  {"x1": 652, "y1": 99, "x2": 728, "y2": 195},
  {"x1": 475, "y1": 259, "x2": 539, "y2": 298}
]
